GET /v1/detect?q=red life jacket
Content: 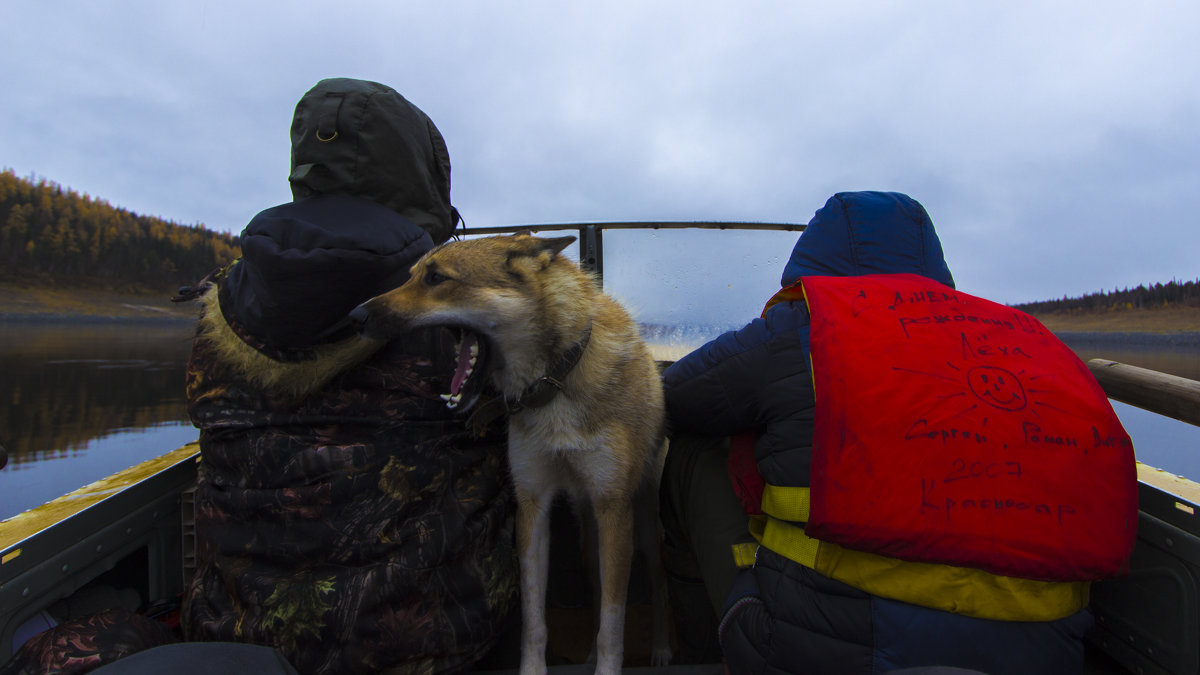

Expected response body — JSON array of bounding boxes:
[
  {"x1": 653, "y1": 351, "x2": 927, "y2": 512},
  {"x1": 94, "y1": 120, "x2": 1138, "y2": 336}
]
[{"x1": 787, "y1": 273, "x2": 1137, "y2": 581}]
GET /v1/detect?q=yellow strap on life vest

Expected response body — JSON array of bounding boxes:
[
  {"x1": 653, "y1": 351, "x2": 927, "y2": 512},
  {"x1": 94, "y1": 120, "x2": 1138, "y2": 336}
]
[
  {"x1": 761, "y1": 484, "x2": 811, "y2": 522},
  {"x1": 754, "y1": 484, "x2": 1090, "y2": 622},
  {"x1": 814, "y1": 540, "x2": 1090, "y2": 622},
  {"x1": 757, "y1": 485, "x2": 820, "y2": 567},
  {"x1": 731, "y1": 541, "x2": 759, "y2": 569}
]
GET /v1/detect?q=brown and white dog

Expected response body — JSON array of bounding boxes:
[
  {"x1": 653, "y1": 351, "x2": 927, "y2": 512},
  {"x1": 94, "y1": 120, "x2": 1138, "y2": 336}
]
[{"x1": 351, "y1": 233, "x2": 672, "y2": 675}]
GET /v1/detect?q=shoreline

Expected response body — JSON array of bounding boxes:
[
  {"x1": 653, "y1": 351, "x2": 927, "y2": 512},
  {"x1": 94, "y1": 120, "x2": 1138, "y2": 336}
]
[
  {"x1": 0, "y1": 283, "x2": 198, "y2": 323},
  {"x1": 1055, "y1": 331, "x2": 1200, "y2": 346},
  {"x1": 0, "y1": 312, "x2": 196, "y2": 324},
  {"x1": 3, "y1": 283, "x2": 1198, "y2": 336},
  {"x1": 2, "y1": 312, "x2": 1196, "y2": 345}
]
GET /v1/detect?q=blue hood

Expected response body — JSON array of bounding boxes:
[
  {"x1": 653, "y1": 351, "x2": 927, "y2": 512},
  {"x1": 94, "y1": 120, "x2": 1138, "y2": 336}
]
[{"x1": 780, "y1": 191, "x2": 954, "y2": 288}]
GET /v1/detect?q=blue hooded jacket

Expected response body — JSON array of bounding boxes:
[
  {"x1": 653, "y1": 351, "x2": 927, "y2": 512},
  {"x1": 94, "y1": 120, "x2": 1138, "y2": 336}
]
[
  {"x1": 663, "y1": 191, "x2": 954, "y2": 488},
  {"x1": 661, "y1": 192, "x2": 1090, "y2": 675}
]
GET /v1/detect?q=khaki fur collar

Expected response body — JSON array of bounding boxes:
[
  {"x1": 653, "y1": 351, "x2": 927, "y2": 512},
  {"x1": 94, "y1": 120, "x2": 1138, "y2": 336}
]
[{"x1": 196, "y1": 289, "x2": 384, "y2": 401}]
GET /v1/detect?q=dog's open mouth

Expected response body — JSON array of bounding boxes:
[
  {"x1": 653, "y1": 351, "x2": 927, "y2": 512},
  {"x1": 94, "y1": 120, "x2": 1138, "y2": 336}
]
[{"x1": 440, "y1": 328, "x2": 493, "y2": 411}]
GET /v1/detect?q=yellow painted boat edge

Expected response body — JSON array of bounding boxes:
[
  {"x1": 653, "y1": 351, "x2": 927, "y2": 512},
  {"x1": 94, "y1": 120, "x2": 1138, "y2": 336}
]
[{"x1": 0, "y1": 443, "x2": 200, "y2": 553}]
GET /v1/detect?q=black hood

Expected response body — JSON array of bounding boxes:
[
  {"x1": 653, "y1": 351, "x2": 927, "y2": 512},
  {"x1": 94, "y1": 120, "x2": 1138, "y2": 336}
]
[
  {"x1": 289, "y1": 78, "x2": 458, "y2": 245},
  {"x1": 219, "y1": 195, "x2": 433, "y2": 357}
]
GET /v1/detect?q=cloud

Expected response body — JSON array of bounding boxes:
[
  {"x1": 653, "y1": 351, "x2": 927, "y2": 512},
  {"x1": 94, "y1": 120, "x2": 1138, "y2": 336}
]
[{"x1": 1, "y1": 0, "x2": 1197, "y2": 315}]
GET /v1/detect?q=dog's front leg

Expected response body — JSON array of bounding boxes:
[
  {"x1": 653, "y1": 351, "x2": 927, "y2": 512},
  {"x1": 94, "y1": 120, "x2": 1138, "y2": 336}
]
[
  {"x1": 593, "y1": 496, "x2": 635, "y2": 675},
  {"x1": 516, "y1": 487, "x2": 553, "y2": 675}
]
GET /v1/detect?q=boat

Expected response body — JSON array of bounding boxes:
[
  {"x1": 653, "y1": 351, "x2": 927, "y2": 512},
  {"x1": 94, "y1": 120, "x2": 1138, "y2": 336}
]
[{"x1": 2, "y1": 222, "x2": 1198, "y2": 674}]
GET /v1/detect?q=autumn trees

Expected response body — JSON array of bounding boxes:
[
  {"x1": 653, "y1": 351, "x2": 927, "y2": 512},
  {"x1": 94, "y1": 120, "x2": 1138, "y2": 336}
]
[{"x1": 0, "y1": 170, "x2": 239, "y2": 290}]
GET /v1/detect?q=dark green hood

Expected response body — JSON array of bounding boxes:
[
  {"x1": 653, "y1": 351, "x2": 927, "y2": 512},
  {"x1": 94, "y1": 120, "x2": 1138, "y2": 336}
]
[{"x1": 289, "y1": 78, "x2": 458, "y2": 244}]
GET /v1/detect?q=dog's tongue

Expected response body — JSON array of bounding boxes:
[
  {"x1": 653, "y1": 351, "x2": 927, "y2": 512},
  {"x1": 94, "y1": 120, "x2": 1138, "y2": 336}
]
[{"x1": 451, "y1": 332, "x2": 478, "y2": 395}]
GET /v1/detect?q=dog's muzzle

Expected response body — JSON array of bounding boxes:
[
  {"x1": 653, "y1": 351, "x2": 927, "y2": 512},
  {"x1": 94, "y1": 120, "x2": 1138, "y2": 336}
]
[
  {"x1": 348, "y1": 301, "x2": 394, "y2": 341},
  {"x1": 348, "y1": 301, "x2": 494, "y2": 415}
]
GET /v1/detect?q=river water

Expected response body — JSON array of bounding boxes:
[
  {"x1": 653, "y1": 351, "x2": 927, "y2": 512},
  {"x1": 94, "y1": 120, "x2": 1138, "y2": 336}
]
[{"x1": 0, "y1": 321, "x2": 1197, "y2": 521}]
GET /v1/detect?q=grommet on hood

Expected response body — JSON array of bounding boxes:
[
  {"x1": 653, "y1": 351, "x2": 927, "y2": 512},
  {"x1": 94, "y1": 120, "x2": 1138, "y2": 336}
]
[{"x1": 289, "y1": 78, "x2": 459, "y2": 245}]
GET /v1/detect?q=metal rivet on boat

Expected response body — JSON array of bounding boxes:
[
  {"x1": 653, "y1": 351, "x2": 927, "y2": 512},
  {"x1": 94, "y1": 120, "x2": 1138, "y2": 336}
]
[
  {"x1": 61, "y1": 564, "x2": 68, "y2": 573},
  {"x1": 21, "y1": 588, "x2": 29, "y2": 597},
  {"x1": 1165, "y1": 537, "x2": 1175, "y2": 547},
  {"x1": 96, "y1": 545, "x2": 103, "y2": 553}
]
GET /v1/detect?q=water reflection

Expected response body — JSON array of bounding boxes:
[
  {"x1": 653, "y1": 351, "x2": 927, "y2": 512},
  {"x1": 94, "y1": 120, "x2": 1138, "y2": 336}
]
[
  {"x1": 1058, "y1": 335, "x2": 1200, "y2": 481},
  {"x1": 0, "y1": 321, "x2": 197, "y2": 518},
  {"x1": 1059, "y1": 334, "x2": 1200, "y2": 382}
]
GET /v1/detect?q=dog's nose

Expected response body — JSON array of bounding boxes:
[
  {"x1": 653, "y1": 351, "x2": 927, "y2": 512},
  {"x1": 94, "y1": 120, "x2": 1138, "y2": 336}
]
[{"x1": 348, "y1": 303, "x2": 372, "y2": 330}]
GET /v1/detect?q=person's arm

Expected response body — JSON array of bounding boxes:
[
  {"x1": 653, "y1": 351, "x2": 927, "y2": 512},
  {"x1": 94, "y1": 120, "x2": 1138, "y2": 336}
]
[{"x1": 663, "y1": 302, "x2": 808, "y2": 436}]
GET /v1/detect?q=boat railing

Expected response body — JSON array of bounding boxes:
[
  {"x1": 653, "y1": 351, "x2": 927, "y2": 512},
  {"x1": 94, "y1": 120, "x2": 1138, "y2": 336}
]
[{"x1": 1088, "y1": 358, "x2": 1200, "y2": 427}]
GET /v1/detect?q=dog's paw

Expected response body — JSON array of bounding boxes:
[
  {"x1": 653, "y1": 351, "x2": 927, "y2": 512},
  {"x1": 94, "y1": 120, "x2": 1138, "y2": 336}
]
[{"x1": 650, "y1": 645, "x2": 673, "y2": 668}]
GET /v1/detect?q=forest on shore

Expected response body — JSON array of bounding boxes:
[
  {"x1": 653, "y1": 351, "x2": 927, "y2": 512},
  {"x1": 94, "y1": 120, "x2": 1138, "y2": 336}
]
[
  {"x1": 0, "y1": 170, "x2": 239, "y2": 292},
  {"x1": 1012, "y1": 280, "x2": 1200, "y2": 315}
]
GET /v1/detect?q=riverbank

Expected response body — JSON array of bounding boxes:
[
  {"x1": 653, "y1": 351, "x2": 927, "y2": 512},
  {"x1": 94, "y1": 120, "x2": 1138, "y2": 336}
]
[
  {"x1": 0, "y1": 283, "x2": 197, "y2": 322},
  {"x1": 1031, "y1": 305, "x2": 1200, "y2": 335},
  {"x1": 1033, "y1": 306, "x2": 1200, "y2": 346},
  {"x1": 3, "y1": 282, "x2": 1199, "y2": 337}
]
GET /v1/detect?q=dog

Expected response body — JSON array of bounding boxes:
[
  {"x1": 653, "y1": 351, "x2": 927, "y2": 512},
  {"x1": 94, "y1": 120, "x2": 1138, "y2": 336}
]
[{"x1": 351, "y1": 233, "x2": 672, "y2": 675}]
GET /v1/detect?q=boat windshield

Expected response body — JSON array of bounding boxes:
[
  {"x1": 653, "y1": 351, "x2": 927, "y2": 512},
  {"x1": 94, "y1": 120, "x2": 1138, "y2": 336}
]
[{"x1": 469, "y1": 224, "x2": 803, "y2": 361}]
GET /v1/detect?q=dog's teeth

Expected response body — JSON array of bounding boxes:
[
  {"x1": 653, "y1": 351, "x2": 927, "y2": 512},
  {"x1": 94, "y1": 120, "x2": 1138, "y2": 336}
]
[
  {"x1": 440, "y1": 392, "x2": 463, "y2": 410},
  {"x1": 470, "y1": 343, "x2": 479, "y2": 357}
]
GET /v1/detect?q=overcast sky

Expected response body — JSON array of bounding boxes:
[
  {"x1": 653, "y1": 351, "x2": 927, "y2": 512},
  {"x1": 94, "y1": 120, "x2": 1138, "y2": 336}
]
[{"x1": 2, "y1": 2, "x2": 1197, "y2": 327}]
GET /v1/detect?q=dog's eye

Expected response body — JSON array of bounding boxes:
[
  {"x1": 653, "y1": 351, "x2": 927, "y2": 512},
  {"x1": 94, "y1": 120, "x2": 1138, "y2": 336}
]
[{"x1": 425, "y1": 268, "x2": 451, "y2": 286}]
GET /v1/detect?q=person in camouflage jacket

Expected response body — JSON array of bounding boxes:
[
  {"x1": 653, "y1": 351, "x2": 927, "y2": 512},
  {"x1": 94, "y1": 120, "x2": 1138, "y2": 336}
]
[{"x1": 180, "y1": 79, "x2": 518, "y2": 675}]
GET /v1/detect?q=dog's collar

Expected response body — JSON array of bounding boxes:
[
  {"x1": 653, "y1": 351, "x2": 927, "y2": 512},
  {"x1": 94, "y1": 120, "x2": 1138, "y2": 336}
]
[{"x1": 466, "y1": 324, "x2": 592, "y2": 435}]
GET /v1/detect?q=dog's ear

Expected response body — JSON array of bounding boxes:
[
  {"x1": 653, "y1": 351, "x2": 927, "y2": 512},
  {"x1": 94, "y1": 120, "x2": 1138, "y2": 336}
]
[
  {"x1": 539, "y1": 236, "x2": 576, "y2": 256},
  {"x1": 507, "y1": 233, "x2": 575, "y2": 254},
  {"x1": 505, "y1": 235, "x2": 577, "y2": 274},
  {"x1": 506, "y1": 235, "x2": 576, "y2": 259}
]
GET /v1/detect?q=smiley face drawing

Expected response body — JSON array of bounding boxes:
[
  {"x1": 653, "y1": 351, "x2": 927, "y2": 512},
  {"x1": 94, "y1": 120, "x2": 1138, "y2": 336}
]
[{"x1": 967, "y1": 365, "x2": 1027, "y2": 411}]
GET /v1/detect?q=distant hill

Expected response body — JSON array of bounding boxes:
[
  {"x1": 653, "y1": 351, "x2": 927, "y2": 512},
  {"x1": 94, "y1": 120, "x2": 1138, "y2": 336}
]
[
  {"x1": 0, "y1": 170, "x2": 239, "y2": 292},
  {"x1": 1012, "y1": 281, "x2": 1200, "y2": 334},
  {"x1": 1013, "y1": 280, "x2": 1200, "y2": 315}
]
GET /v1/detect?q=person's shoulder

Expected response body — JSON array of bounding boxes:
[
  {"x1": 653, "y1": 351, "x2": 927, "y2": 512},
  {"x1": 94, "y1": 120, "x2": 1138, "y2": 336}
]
[
  {"x1": 762, "y1": 297, "x2": 810, "y2": 331},
  {"x1": 249, "y1": 195, "x2": 433, "y2": 254}
]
